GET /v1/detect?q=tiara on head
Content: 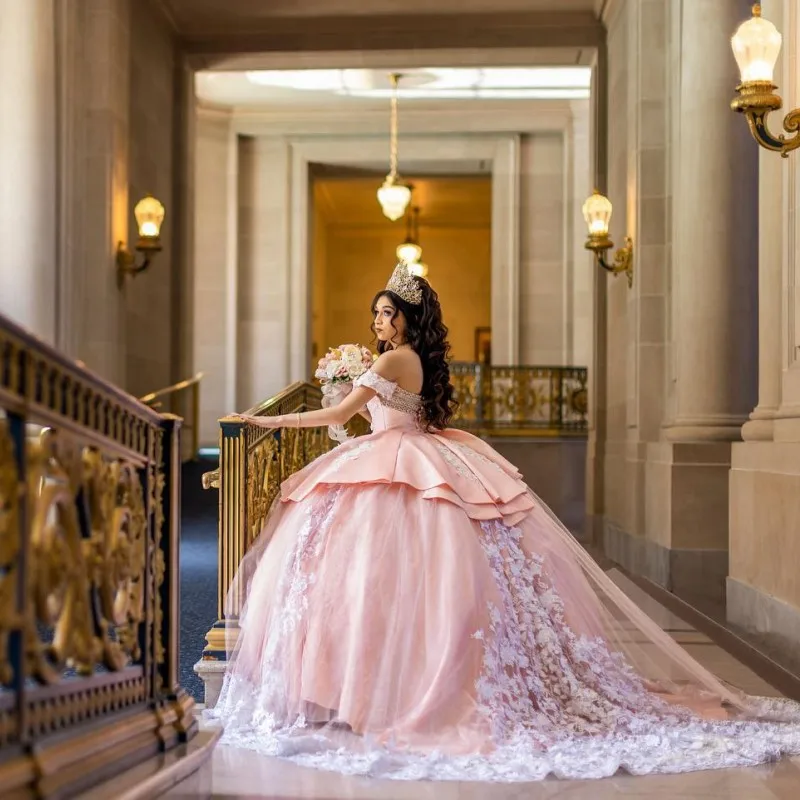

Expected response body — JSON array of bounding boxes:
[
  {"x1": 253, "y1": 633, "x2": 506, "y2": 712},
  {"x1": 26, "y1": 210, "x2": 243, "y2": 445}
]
[{"x1": 386, "y1": 263, "x2": 423, "y2": 305}]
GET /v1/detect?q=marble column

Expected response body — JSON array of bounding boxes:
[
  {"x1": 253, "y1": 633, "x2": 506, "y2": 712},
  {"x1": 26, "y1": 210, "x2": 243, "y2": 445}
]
[
  {"x1": 0, "y1": 0, "x2": 57, "y2": 342},
  {"x1": 634, "y1": 0, "x2": 758, "y2": 606},
  {"x1": 664, "y1": 0, "x2": 758, "y2": 442},
  {"x1": 193, "y1": 108, "x2": 238, "y2": 447},
  {"x1": 741, "y1": 136, "x2": 784, "y2": 441}
]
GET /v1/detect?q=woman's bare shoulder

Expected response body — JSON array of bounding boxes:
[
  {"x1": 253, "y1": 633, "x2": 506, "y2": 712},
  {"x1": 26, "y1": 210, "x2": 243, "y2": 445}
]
[{"x1": 373, "y1": 349, "x2": 423, "y2": 392}]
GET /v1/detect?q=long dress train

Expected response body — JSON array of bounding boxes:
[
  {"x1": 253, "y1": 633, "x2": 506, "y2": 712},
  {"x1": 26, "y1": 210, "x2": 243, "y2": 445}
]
[{"x1": 206, "y1": 369, "x2": 800, "y2": 781}]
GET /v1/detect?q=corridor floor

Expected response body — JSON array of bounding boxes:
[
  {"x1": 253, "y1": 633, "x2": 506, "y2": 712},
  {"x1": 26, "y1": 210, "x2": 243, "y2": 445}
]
[{"x1": 164, "y1": 569, "x2": 800, "y2": 799}]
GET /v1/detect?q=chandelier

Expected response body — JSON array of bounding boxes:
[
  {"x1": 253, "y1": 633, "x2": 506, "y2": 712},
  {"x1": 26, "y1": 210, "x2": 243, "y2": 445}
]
[
  {"x1": 377, "y1": 74, "x2": 412, "y2": 221},
  {"x1": 396, "y1": 205, "x2": 422, "y2": 264},
  {"x1": 397, "y1": 206, "x2": 428, "y2": 278}
]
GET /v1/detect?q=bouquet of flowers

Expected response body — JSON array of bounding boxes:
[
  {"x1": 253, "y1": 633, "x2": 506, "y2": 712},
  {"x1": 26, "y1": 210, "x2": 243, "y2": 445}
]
[{"x1": 315, "y1": 344, "x2": 376, "y2": 442}]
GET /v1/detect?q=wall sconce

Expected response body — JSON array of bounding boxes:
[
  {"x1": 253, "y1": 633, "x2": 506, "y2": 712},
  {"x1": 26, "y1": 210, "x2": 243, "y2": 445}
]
[
  {"x1": 582, "y1": 190, "x2": 633, "y2": 288},
  {"x1": 731, "y1": 4, "x2": 797, "y2": 156},
  {"x1": 116, "y1": 195, "x2": 165, "y2": 287}
]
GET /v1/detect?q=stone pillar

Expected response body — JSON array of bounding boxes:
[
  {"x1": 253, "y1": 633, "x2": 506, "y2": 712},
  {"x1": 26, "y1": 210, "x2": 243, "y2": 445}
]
[
  {"x1": 728, "y1": 0, "x2": 800, "y2": 660},
  {"x1": 664, "y1": 0, "x2": 758, "y2": 442},
  {"x1": 0, "y1": 0, "x2": 57, "y2": 341},
  {"x1": 193, "y1": 108, "x2": 238, "y2": 447},
  {"x1": 585, "y1": 52, "x2": 608, "y2": 546},
  {"x1": 642, "y1": 0, "x2": 758, "y2": 606},
  {"x1": 741, "y1": 127, "x2": 784, "y2": 441},
  {"x1": 237, "y1": 137, "x2": 292, "y2": 409}
]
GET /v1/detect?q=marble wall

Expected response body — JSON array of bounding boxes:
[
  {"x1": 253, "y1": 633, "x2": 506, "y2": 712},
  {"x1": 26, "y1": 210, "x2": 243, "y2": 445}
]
[
  {"x1": 0, "y1": 0, "x2": 181, "y2": 397},
  {"x1": 0, "y1": 0, "x2": 57, "y2": 342}
]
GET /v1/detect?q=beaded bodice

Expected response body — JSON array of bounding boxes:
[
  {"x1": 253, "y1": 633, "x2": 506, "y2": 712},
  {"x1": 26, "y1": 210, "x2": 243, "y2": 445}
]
[{"x1": 353, "y1": 369, "x2": 423, "y2": 431}]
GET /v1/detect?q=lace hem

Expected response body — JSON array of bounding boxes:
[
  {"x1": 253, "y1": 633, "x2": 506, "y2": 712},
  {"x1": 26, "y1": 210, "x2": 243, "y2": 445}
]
[{"x1": 207, "y1": 702, "x2": 800, "y2": 781}]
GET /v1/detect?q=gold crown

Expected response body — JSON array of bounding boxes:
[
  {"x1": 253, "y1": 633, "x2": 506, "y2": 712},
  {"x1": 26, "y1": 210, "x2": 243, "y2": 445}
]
[{"x1": 386, "y1": 263, "x2": 423, "y2": 305}]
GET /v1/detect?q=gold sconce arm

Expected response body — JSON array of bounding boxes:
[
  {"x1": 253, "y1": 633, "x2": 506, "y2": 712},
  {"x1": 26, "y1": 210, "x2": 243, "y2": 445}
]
[
  {"x1": 585, "y1": 235, "x2": 634, "y2": 289},
  {"x1": 116, "y1": 239, "x2": 162, "y2": 288},
  {"x1": 731, "y1": 83, "x2": 800, "y2": 157}
]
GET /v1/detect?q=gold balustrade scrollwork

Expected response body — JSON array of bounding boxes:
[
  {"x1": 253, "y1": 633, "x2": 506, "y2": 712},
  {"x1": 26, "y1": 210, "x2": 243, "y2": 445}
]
[
  {"x1": 0, "y1": 312, "x2": 195, "y2": 798},
  {"x1": 450, "y1": 363, "x2": 588, "y2": 436},
  {"x1": 201, "y1": 383, "x2": 366, "y2": 657}
]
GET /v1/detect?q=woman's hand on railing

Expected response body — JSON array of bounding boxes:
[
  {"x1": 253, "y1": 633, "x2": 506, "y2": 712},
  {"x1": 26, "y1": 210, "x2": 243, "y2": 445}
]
[{"x1": 225, "y1": 412, "x2": 281, "y2": 428}]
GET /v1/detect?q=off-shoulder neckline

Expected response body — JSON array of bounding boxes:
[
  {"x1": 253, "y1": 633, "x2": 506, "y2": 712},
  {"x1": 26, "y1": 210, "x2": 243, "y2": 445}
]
[{"x1": 364, "y1": 369, "x2": 422, "y2": 399}]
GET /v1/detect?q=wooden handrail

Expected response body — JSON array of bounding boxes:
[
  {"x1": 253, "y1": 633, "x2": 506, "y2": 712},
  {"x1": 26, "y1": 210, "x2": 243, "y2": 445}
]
[
  {"x1": 139, "y1": 371, "x2": 204, "y2": 405},
  {"x1": 140, "y1": 372, "x2": 204, "y2": 460}
]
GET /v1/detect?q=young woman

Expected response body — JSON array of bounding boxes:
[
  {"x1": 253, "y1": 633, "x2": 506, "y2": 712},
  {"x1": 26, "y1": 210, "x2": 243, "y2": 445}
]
[{"x1": 208, "y1": 263, "x2": 800, "y2": 782}]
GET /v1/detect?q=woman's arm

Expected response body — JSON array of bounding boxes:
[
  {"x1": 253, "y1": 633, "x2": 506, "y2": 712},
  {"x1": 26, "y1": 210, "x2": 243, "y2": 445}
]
[{"x1": 232, "y1": 385, "x2": 375, "y2": 430}]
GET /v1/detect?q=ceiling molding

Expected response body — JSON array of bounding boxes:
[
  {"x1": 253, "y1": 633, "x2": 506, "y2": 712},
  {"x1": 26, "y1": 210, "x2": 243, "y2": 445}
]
[
  {"x1": 222, "y1": 103, "x2": 577, "y2": 138},
  {"x1": 178, "y1": 12, "x2": 604, "y2": 62},
  {"x1": 195, "y1": 46, "x2": 596, "y2": 72}
]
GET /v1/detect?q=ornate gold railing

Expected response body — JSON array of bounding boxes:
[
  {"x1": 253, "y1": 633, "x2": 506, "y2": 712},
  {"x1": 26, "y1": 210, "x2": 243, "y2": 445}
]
[
  {"x1": 140, "y1": 372, "x2": 203, "y2": 461},
  {"x1": 451, "y1": 363, "x2": 588, "y2": 436},
  {"x1": 200, "y1": 383, "x2": 368, "y2": 657},
  {"x1": 0, "y1": 313, "x2": 196, "y2": 798}
]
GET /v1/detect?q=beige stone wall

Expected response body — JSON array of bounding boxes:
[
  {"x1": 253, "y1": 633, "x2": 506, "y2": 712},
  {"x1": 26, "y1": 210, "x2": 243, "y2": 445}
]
[
  {"x1": 0, "y1": 0, "x2": 57, "y2": 344},
  {"x1": 519, "y1": 133, "x2": 566, "y2": 365},
  {"x1": 0, "y1": 0, "x2": 181, "y2": 397},
  {"x1": 125, "y1": 0, "x2": 177, "y2": 398}
]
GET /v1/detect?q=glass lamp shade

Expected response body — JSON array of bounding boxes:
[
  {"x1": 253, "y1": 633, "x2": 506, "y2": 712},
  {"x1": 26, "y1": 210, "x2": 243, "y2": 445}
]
[
  {"x1": 731, "y1": 7, "x2": 782, "y2": 83},
  {"x1": 377, "y1": 179, "x2": 412, "y2": 221},
  {"x1": 396, "y1": 241, "x2": 423, "y2": 264},
  {"x1": 408, "y1": 261, "x2": 429, "y2": 278},
  {"x1": 582, "y1": 190, "x2": 612, "y2": 238},
  {"x1": 134, "y1": 195, "x2": 165, "y2": 240}
]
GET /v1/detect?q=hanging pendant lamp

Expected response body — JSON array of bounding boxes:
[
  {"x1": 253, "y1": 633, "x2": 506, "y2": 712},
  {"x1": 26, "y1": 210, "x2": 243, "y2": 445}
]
[{"x1": 377, "y1": 74, "x2": 412, "y2": 221}]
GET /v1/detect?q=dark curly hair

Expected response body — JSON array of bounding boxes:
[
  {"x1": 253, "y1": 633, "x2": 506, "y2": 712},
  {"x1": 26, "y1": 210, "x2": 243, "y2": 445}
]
[{"x1": 371, "y1": 279, "x2": 458, "y2": 431}]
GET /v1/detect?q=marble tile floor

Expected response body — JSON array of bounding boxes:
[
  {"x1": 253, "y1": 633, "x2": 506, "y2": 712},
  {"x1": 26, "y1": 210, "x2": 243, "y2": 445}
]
[{"x1": 160, "y1": 568, "x2": 800, "y2": 800}]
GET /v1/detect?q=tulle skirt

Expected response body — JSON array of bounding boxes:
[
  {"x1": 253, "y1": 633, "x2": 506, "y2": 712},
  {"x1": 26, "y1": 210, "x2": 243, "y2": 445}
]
[{"x1": 206, "y1": 429, "x2": 800, "y2": 781}]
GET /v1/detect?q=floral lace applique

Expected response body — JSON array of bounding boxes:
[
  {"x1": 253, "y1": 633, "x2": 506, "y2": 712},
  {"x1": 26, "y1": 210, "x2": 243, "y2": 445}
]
[
  {"x1": 455, "y1": 442, "x2": 503, "y2": 471},
  {"x1": 435, "y1": 442, "x2": 479, "y2": 482},
  {"x1": 333, "y1": 440, "x2": 374, "y2": 467}
]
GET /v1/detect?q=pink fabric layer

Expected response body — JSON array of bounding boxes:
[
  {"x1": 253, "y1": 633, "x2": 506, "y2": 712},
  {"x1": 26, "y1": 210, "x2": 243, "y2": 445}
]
[
  {"x1": 207, "y1": 373, "x2": 800, "y2": 782},
  {"x1": 282, "y1": 427, "x2": 534, "y2": 526}
]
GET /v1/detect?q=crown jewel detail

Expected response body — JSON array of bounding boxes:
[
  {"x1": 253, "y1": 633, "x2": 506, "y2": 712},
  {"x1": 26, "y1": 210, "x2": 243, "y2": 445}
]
[{"x1": 386, "y1": 263, "x2": 423, "y2": 304}]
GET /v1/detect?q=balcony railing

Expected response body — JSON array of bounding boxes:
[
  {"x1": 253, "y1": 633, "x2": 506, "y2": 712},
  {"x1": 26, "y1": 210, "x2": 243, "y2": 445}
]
[
  {"x1": 451, "y1": 363, "x2": 588, "y2": 436},
  {"x1": 0, "y1": 314, "x2": 196, "y2": 798}
]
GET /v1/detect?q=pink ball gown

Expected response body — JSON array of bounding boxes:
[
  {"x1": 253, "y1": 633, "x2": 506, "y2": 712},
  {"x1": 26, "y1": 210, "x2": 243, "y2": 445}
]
[{"x1": 207, "y1": 369, "x2": 800, "y2": 781}]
